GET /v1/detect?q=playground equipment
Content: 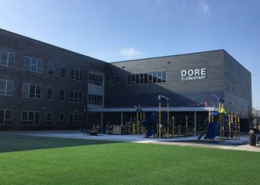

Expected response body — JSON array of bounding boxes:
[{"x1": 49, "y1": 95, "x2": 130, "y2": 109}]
[
  {"x1": 133, "y1": 105, "x2": 146, "y2": 135},
  {"x1": 197, "y1": 96, "x2": 241, "y2": 141},
  {"x1": 158, "y1": 95, "x2": 170, "y2": 138}
]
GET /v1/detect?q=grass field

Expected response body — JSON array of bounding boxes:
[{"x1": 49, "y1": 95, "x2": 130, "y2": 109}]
[{"x1": 0, "y1": 133, "x2": 259, "y2": 185}]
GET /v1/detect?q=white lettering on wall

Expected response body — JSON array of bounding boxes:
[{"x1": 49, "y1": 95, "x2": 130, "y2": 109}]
[{"x1": 181, "y1": 68, "x2": 207, "y2": 81}]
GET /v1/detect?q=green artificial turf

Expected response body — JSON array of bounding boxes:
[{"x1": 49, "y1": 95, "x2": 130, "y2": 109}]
[{"x1": 0, "y1": 134, "x2": 259, "y2": 185}]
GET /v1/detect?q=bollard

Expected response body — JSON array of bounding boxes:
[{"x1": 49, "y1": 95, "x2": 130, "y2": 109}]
[{"x1": 172, "y1": 116, "x2": 175, "y2": 138}]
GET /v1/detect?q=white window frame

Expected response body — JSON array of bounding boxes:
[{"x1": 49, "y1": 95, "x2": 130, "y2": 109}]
[
  {"x1": 23, "y1": 83, "x2": 42, "y2": 99},
  {"x1": 70, "y1": 68, "x2": 84, "y2": 82},
  {"x1": 59, "y1": 112, "x2": 65, "y2": 125},
  {"x1": 0, "y1": 50, "x2": 15, "y2": 67},
  {"x1": 69, "y1": 113, "x2": 83, "y2": 125},
  {"x1": 60, "y1": 89, "x2": 65, "y2": 102},
  {"x1": 0, "y1": 79, "x2": 14, "y2": 96},
  {"x1": 21, "y1": 111, "x2": 41, "y2": 125},
  {"x1": 60, "y1": 65, "x2": 66, "y2": 77},
  {"x1": 45, "y1": 112, "x2": 52, "y2": 124},
  {"x1": 24, "y1": 56, "x2": 43, "y2": 73},
  {"x1": 0, "y1": 109, "x2": 12, "y2": 125},
  {"x1": 48, "y1": 62, "x2": 54, "y2": 75},
  {"x1": 47, "y1": 87, "x2": 53, "y2": 100},
  {"x1": 70, "y1": 90, "x2": 83, "y2": 103}
]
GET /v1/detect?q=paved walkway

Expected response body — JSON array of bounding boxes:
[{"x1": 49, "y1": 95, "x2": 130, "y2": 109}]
[{"x1": 9, "y1": 130, "x2": 260, "y2": 153}]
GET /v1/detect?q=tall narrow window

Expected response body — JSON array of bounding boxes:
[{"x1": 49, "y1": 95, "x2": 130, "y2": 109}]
[
  {"x1": 46, "y1": 112, "x2": 52, "y2": 124},
  {"x1": 47, "y1": 87, "x2": 53, "y2": 100},
  {"x1": 61, "y1": 65, "x2": 66, "y2": 77},
  {"x1": 59, "y1": 112, "x2": 64, "y2": 125},
  {"x1": 48, "y1": 62, "x2": 54, "y2": 75},
  {"x1": 60, "y1": 89, "x2": 65, "y2": 101},
  {"x1": 162, "y1": 72, "x2": 167, "y2": 82}
]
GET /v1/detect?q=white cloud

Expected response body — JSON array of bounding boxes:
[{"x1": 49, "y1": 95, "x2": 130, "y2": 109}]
[
  {"x1": 199, "y1": 1, "x2": 209, "y2": 14},
  {"x1": 119, "y1": 48, "x2": 140, "y2": 58}
]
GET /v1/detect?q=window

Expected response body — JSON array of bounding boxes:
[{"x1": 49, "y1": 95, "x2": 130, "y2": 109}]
[
  {"x1": 24, "y1": 56, "x2": 43, "y2": 73},
  {"x1": 21, "y1": 111, "x2": 40, "y2": 125},
  {"x1": 60, "y1": 89, "x2": 65, "y2": 101},
  {"x1": 110, "y1": 76, "x2": 120, "y2": 86},
  {"x1": 70, "y1": 90, "x2": 83, "y2": 103},
  {"x1": 0, "y1": 79, "x2": 14, "y2": 96},
  {"x1": 0, "y1": 50, "x2": 15, "y2": 67},
  {"x1": 127, "y1": 71, "x2": 167, "y2": 85},
  {"x1": 127, "y1": 75, "x2": 131, "y2": 85},
  {"x1": 47, "y1": 87, "x2": 53, "y2": 100},
  {"x1": 70, "y1": 68, "x2": 84, "y2": 81},
  {"x1": 0, "y1": 110, "x2": 12, "y2": 125},
  {"x1": 48, "y1": 62, "x2": 54, "y2": 75},
  {"x1": 59, "y1": 112, "x2": 64, "y2": 125},
  {"x1": 131, "y1": 75, "x2": 136, "y2": 84},
  {"x1": 88, "y1": 73, "x2": 103, "y2": 86},
  {"x1": 60, "y1": 65, "x2": 66, "y2": 77},
  {"x1": 88, "y1": 94, "x2": 103, "y2": 106},
  {"x1": 158, "y1": 72, "x2": 162, "y2": 83},
  {"x1": 46, "y1": 112, "x2": 52, "y2": 124},
  {"x1": 162, "y1": 72, "x2": 167, "y2": 82},
  {"x1": 23, "y1": 83, "x2": 41, "y2": 99},
  {"x1": 135, "y1": 74, "x2": 139, "y2": 85},
  {"x1": 69, "y1": 113, "x2": 83, "y2": 125}
]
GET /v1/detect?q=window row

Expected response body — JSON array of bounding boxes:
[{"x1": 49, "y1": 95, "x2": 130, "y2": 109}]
[
  {"x1": 0, "y1": 110, "x2": 12, "y2": 125},
  {"x1": 1, "y1": 82, "x2": 81, "y2": 103},
  {"x1": 0, "y1": 50, "x2": 15, "y2": 67},
  {"x1": 21, "y1": 111, "x2": 83, "y2": 125},
  {"x1": 0, "y1": 51, "x2": 85, "y2": 81},
  {"x1": 0, "y1": 79, "x2": 14, "y2": 96},
  {"x1": 88, "y1": 94, "x2": 103, "y2": 106},
  {"x1": 88, "y1": 73, "x2": 103, "y2": 86},
  {"x1": 127, "y1": 71, "x2": 167, "y2": 85}
]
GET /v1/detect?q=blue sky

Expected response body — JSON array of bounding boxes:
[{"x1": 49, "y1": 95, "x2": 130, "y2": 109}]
[{"x1": 1, "y1": 0, "x2": 260, "y2": 108}]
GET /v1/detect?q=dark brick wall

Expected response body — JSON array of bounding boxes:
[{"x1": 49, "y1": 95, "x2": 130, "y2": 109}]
[
  {"x1": 105, "y1": 50, "x2": 251, "y2": 118},
  {"x1": 105, "y1": 50, "x2": 225, "y2": 107},
  {"x1": 0, "y1": 29, "x2": 108, "y2": 129},
  {"x1": 223, "y1": 51, "x2": 252, "y2": 118}
]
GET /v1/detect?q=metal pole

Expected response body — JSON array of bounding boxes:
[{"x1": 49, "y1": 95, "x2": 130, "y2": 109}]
[
  {"x1": 159, "y1": 102, "x2": 161, "y2": 139},
  {"x1": 235, "y1": 114, "x2": 237, "y2": 140},
  {"x1": 238, "y1": 116, "x2": 240, "y2": 140},
  {"x1": 167, "y1": 102, "x2": 169, "y2": 138},
  {"x1": 219, "y1": 102, "x2": 222, "y2": 141},
  {"x1": 228, "y1": 114, "x2": 231, "y2": 139},
  {"x1": 186, "y1": 116, "x2": 188, "y2": 137},
  {"x1": 172, "y1": 116, "x2": 175, "y2": 138},
  {"x1": 120, "y1": 112, "x2": 123, "y2": 126},
  {"x1": 194, "y1": 112, "x2": 197, "y2": 136}
]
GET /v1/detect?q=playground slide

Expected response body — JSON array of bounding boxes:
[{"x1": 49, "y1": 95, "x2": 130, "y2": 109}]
[
  {"x1": 142, "y1": 113, "x2": 156, "y2": 138},
  {"x1": 203, "y1": 122, "x2": 219, "y2": 140}
]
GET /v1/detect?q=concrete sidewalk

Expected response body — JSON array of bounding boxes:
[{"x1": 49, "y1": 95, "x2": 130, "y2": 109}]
[{"x1": 8, "y1": 130, "x2": 260, "y2": 153}]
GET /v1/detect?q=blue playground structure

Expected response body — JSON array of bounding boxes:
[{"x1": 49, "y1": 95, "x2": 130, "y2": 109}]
[{"x1": 142, "y1": 112, "x2": 157, "y2": 138}]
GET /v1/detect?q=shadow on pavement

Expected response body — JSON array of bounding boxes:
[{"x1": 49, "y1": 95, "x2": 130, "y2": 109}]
[{"x1": 0, "y1": 133, "x2": 121, "y2": 153}]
